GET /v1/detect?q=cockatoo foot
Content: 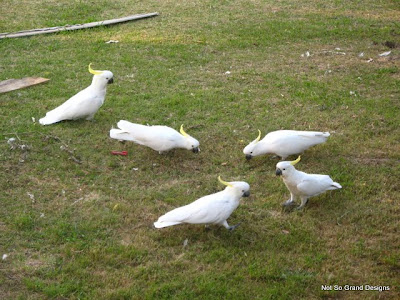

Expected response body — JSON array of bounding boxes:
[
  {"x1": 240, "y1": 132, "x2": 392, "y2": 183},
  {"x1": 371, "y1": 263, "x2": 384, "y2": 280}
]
[
  {"x1": 228, "y1": 223, "x2": 241, "y2": 231},
  {"x1": 296, "y1": 199, "x2": 309, "y2": 210},
  {"x1": 282, "y1": 199, "x2": 296, "y2": 206}
]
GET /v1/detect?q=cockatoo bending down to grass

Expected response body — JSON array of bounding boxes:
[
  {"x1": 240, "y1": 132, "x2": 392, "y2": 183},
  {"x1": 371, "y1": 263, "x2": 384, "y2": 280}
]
[
  {"x1": 243, "y1": 130, "x2": 330, "y2": 160},
  {"x1": 275, "y1": 156, "x2": 342, "y2": 209},
  {"x1": 39, "y1": 64, "x2": 113, "y2": 125},
  {"x1": 110, "y1": 121, "x2": 200, "y2": 153},
  {"x1": 154, "y1": 176, "x2": 250, "y2": 230}
]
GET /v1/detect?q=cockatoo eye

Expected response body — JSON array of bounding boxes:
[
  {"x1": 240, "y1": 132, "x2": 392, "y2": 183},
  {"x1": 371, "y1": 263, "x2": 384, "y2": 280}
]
[
  {"x1": 283, "y1": 168, "x2": 286, "y2": 171},
  {"x1": 250, "y1": 151, "x2": 253, "y2": 154}
]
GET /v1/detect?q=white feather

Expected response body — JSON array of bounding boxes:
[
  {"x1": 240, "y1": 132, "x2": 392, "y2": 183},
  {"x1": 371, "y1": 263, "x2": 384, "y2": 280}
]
[
  {"x1": 39, "y1": 70, "x2": 113, "y2": 125},
  {"x1": 244, "y1": 130, "x2": 330, "y2": 159},
  {"x1": 109, "y1": 120, "x2": 200, "y2": 152},
  {"x1": 154, "y1": 181, "x2": 250, "y2": 230}
]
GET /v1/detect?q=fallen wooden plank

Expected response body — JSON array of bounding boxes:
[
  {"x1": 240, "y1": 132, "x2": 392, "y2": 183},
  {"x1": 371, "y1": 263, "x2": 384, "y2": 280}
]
[
  {"x1": 0, "y1": 12, "x2": 159, "y2": 39},
  {"x1": 0, "y1": 77, "x2": 50, "y2": 93}
]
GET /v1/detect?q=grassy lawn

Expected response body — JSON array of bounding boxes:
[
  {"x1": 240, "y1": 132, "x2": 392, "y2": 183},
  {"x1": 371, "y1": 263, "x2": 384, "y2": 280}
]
[{"x1": 0, "y1": 0, "x2": 399, "y2": 299}]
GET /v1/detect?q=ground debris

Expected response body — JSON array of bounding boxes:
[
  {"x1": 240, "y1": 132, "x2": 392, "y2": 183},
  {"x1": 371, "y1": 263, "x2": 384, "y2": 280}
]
[
  {"x1": 322, "y1": 49, "x2": 346, "y2": 55},
  {"x1": 301, "y1": 48, "x2": 348, "y2": 58},
  {"x1": 44, "y1": 135, "x2": 82, "y2": 164},
  {"x1": 71, "y1": 198, "x2": 84, "y2": 206},
  {"x1": 7, "y1": 137, "x2": 16, "y2": 147},
  {"x1": 6, "y1": 134, "x2": 32, "y2": 162},
  {"x1": 378, "y1": 51, "x2": 391, "y2": 57},
  {"x1": 60, "y1": 145, "x2": 82, "y2": 164},
  {"x1": 105, "y1": 40, "x2": 119, "y2": 44},
  {"x1": 7, "y1": 136, "x2": 31, "y2": 151},
  {"x1": 27, "y1": 192, "x2": 35, "y2": 203}
]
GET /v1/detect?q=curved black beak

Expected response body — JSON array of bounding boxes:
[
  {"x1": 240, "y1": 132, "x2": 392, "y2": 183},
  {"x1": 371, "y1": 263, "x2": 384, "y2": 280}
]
[
  {"x1": 275, "y1": 168, "x2": 282, "y2": 176},
  {"x1": 108, "y1": 78, "x2": 114, "y2": 84},
  {"x1": 245, "y1": 154, "x2": 252, "y2": 160},
  {"x1": 243, "y1": 191, "x2": 250, "y2": 197},
  {"x1": 192, "y1": 147, "x2": 199, "y2": 153}
]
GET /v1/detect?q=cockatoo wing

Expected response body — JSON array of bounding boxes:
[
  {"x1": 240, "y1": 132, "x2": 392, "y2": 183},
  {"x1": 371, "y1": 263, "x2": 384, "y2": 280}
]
[
  {"x1": 154, "y1": 192, "x2": 235, "y2": 228},
  {"x1": 39, "y1": 87, "x2": 102, "y2": 124},
  {"x1": 296, "y1": 131, "x2": 330, "y2": 146},
  {"x1": 110, "y1": 121, "x2": 151, "y2": 145},
  {"x1": 296, "y1": 174, "x2": 340, "y2": 197},
  {"x1": 154, "y1": 203, "x2": 207, "y2": 228},
  {"x1": 112, "y1": 121, "x2": 182, "y2": 151},
  {"x1": 264, "y1": 130, "x2": 329, "y2": 157}
]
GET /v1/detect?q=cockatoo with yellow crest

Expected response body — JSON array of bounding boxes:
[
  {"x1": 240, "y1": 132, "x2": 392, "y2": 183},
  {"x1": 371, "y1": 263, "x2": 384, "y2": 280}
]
[
  {"x1": 39, "y1": 64, "x2": 113, "y2": 125},
  {"x1": 110, "y1": 121, "x2": 200, "y2": 153},
  {"x1": 243, "y1": 130, "x2": 330, "y2": 160},
  {"x1": 275, "y1": 156, "x2": 342, "y2": 209},
  {"x1": 154, "y1": 176, "x2": 250, "y2": 230}
]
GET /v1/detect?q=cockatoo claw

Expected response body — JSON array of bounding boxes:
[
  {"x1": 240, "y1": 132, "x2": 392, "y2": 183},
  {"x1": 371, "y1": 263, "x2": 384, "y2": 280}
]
[{"x1": 228, "y1": 223, "x2": 241, "y2": 231}]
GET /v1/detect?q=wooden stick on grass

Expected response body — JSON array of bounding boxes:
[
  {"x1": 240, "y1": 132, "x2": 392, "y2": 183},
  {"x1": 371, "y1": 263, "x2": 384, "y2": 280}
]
[
  {"x1": 0, "y1": 12, "x2": 159, "y2": 39},
  {"x1": 0, "y1": 77, "x2": 50, "y2": 93}
]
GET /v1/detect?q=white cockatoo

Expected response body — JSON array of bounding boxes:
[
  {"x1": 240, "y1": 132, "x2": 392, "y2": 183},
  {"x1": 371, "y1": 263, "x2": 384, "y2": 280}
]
[
  {"x1": 275, "y1": 156, "x2": 342, "y2": 209},
  {"x1": 154, "y1": 176, "x2": 250, "y2": 230},
  {"x1": 110, "y1": 121, "x2": 200, "y2": 153},
  {"x1": 243, "y1": 130, "x2": 330, "y2": 160},
  {"x1": 39, "y1": 64, "x2": 114, "y2": 125}
]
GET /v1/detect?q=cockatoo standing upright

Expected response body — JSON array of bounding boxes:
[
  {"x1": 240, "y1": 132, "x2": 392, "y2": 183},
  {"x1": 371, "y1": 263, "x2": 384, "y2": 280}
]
[
  {"x1": 39, "y1": 64, "x2": 113, "y2": 125},
  {"x1": 110, "y1": 121, "x2": 200, "y2": 153},
  {"x1": 275, "y1": 156, "x2": 342, "y2": 209},
  {"x1": 154, "y1": 176, "x2": 250, "y2": 230},
  {"x1": 243, "y1": 130, "x2": 330, "y2": 160}
]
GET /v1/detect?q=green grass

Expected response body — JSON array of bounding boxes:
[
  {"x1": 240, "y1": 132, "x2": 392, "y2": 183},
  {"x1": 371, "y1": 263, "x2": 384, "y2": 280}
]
[{"x1": 0, "y1": 0, "x2": 399, "y2": 299}]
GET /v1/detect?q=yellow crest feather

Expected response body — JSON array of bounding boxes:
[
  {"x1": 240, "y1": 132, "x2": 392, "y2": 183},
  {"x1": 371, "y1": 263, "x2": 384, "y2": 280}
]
[
  {"x1": 180, "y1": 124, "x2": 189, "y2": 137},
  {"x1": 255, "y1": 129, "x2": 262, "y2": 142},
  {"x1": 290, "y1": 156, "x2": 301, "y2": 166},
  {"x1": 88, "y1": 63, "x2": 103, "y2": 75},
  {"x1": 218, "y1": 176, "x2": 233, "y2": 188}
]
